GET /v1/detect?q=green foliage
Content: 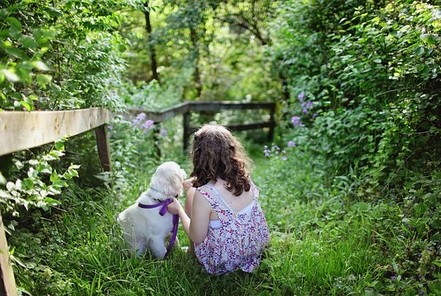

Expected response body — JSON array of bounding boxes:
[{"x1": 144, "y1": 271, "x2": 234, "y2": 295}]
[
  {"x1": 0, "y1": 139, "x2": 79, "y2": 214},
  {"x1": 271, "y1": 0, "x2": 441, "y2": 192},
  {"x1": 104, "y1": 116, "x2": 164, "y2": 193},
  {"x1": 256, "y1": 145, "x2": 441, "y2": 294},
  {"x1": 122, "y1": 0, "x2": 279, "y2": 102},
  {"x1": 122, "y1": 80, "x2": 184, "y2": 111},
  {"x1": 268, "y1": 3, "x2": 441, "y2": 292},
  {"x1": 0, "y1": 0, "x2": 144, "y2": 214},
  {"x1": 0, "y1": 0, "x2": 142, "y2": 111}
]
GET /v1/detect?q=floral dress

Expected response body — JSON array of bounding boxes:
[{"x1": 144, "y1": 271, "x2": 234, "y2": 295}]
[{"x1": 193, "y1": 183, "x2": 270, "y2": 275}]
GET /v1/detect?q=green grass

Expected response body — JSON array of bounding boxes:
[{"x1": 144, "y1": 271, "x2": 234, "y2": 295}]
[{"x1": 9, "y1": 151, "x2": 440, "y2": 295}]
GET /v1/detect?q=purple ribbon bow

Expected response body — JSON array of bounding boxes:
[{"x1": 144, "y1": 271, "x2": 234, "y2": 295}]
[{"x1": 138, "y1": 198, "x2": 179, "y2": 257}]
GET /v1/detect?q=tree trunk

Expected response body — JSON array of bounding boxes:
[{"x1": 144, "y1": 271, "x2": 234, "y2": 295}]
[
  {"x1": 190, "y1": 26, "x2": 202, "y2": 98},
  {"x1": 144, "y1": 1, "x2": 159, "y2": 82}
]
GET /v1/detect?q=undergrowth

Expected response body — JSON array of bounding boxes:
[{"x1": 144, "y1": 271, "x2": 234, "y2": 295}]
[{"x1": 7, "y1": 144, "x2": 441, "y2": 295}]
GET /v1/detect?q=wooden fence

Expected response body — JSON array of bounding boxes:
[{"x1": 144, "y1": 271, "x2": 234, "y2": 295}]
[
  {"x1": 128, "y1": 101, "x2": 276, "y2": 150},
  {"x1": 0, "y1": 107, "x2": 112, "y2": 296}
]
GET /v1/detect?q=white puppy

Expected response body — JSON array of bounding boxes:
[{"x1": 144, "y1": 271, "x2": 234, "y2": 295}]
[{"x1": 117, "y1": 161, "x2": 186, "y2": 259}]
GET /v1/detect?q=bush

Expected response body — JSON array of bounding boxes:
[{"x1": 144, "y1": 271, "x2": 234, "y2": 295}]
[{"x1": 270, "y1": 0, "x2": 441, "y2": 192}]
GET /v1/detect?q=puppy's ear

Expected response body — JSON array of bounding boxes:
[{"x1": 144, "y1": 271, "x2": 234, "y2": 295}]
[
  {"x1": 180, "y1": 168, "x2": 187, "y2": 180},
  {"x1": 168, "y1": 170, "x2": 184, "y2": 193}
]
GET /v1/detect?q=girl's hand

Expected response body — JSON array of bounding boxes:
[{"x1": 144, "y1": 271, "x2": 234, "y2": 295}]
[
  {"x1": 183, "y1": 178, "x2": 194, "y2": 190},
  {"x1": 167, "y1": 198, "x2": 183, "y2": 215}
]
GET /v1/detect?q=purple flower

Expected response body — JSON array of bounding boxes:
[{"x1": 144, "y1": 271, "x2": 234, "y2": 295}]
[
  {"x1": 159, "y1": 127, "x2": 168, "y2": 137},
  {"x1": 132, "y1": 113, "x2": 147, "y2": 126},
  {"x1": 291, "y1": 116, "x2": 304, "y2": 127},
  {"x1": 298, "y1": 92, "x2": 305, "y2": 102},
  {"x1": 263, "y1": 145, "x2": 270, "y2": 157},
  {"x1": 142, "y1": 119, "x2": 155, "y2": 131},
  {"x1": 301, "y1": 101, "x2": 313, "y2": 114},
  {"x1": 288, "y1": 140, "x2": 296, "y2": 147}
]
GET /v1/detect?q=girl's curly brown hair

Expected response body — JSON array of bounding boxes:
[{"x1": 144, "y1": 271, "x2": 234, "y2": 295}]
[{"x1": 190, "y1": 124, "x2": 252, "y2": 196}]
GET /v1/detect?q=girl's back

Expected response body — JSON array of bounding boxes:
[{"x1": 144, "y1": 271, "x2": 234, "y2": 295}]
[
  {"x1": 193, "y1": 179, "x2": 270, "y2": 275},
  {"x1": 207, "y1": 179, "x2": 254, "y2": 220}
]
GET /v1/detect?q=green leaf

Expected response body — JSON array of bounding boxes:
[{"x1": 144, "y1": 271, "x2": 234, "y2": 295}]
[
  {"x1": 1, "y1": 69, "x2": 20, "y2": 82},
  {"x1": 43, "y1": 197, "x2": 59, "y2": 206},
  {"x1": 3, "y1": 46, "x2": 28, "y2": 60},
  {"x1": 48, "y1": 187, "x2": 61, "y2": 195},
  {"x1": 0, "y1": 29, "x2": 9, "y2": 38},
  {"x1": 20, "y1": 100, "x2": 32, "y2": 111},
  {"x1": 43, "y1": 153, "x2": 57, "y2": 161},
  {"x1": 420, "y1": 34, "x2": 436, "y2": 46},
  {"x1": 33, "y1": 61, "x2": 50, "y2": 71},
  {"x1": 6, "y1": 17, "x2": 22, "y2": 31},
  {"x1": 52, "y1": 179, "x2": 67, "y2": 188},
  {"x1": 50, "y1": 171, "x2": 59, "y2": 183},
  {"x1": 36, "y1": 74, "x2": 52, "y2": 88},
  {"x1": 19, "y1": 35, "x2": 37, "y2": 48},
  {"x1": 16, "y1": 67, "x2": 33, "y2": 85},
  {"x1": 22, "y1": 178, "x2": 34, "y2": 189},
  {"x1": 49, "y1": 150, "x2": 64, "y2": 158},
  {"x1": 54, "y1": 140, "x2": 65, "y2": 151}
]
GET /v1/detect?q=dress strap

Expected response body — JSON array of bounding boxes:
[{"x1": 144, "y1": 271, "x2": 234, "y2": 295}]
[
  {"x1": 197, "y1": 185, "x2": 223, "y2": 210},
  {"x1": 250, "y1": 181, "x2": 260, "y2": 201},
  {"x1": 197, "y1": 184, "x2": 231, "y2": 221}
]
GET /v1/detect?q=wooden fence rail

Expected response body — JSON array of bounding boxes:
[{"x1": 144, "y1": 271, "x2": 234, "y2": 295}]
[
  {"x1": 128, "y1": 101, "x2": 276, "y2": 151},
  {"x1": 0, "y1": 107, "x2": 112, "y2": 296}
]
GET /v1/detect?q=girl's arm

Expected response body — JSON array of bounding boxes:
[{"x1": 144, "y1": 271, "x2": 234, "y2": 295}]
[
  {"x1": 183, "y1": 178, "x2": 195, "y2": 217},
  {"x1": 168, "y1": 190, "x2": 211, "y2": 244},
  {"x1": 189, "y1": 190, "x2": 211, "y2": 243}
]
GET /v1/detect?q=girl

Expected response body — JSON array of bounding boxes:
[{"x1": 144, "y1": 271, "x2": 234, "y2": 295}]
[{"x1": 167, "y1": 124, "x2": 270, "y2": 275}]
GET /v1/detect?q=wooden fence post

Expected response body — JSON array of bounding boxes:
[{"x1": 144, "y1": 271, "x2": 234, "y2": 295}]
[
  {"x1": 268, "y1": 103, "x2": 276, "y2": 142},
  {"x1": 183, "y1": 111, "x2": 191, "y2": 152},
  {"x1": 95, "y1": 125, "x2": 111, "y2": 171},
  {"x1": 0, "y1": 213, "x2": 17, "y2": 296}
]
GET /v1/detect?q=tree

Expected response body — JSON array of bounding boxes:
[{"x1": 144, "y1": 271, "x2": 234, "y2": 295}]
[{"x1": 144, "y1": 1, "x2": 160, "y2": 82}]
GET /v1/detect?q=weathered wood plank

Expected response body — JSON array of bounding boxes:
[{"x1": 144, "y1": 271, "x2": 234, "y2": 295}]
[
  {"x1": 127, "y1": 102, "x2": 190, "y2": 123},
  {"x1": 0, "y1": 108, "x2": 111, "y2": 156},
  {"x1": 187, "y1": 101, "x2": 275, "y2": 112},
  {"x1": 225, "y1": 121, "x2": 275, "y2": 131},
  {"x1": 127, "y1": 101, "x2": 274, "y2": 123},
  {"x1": 0, "y1": 213, "x2": 17, "y2": 296},
  {"x1": 184, "y1": 122, "x2": 274, "y2": 141}
]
